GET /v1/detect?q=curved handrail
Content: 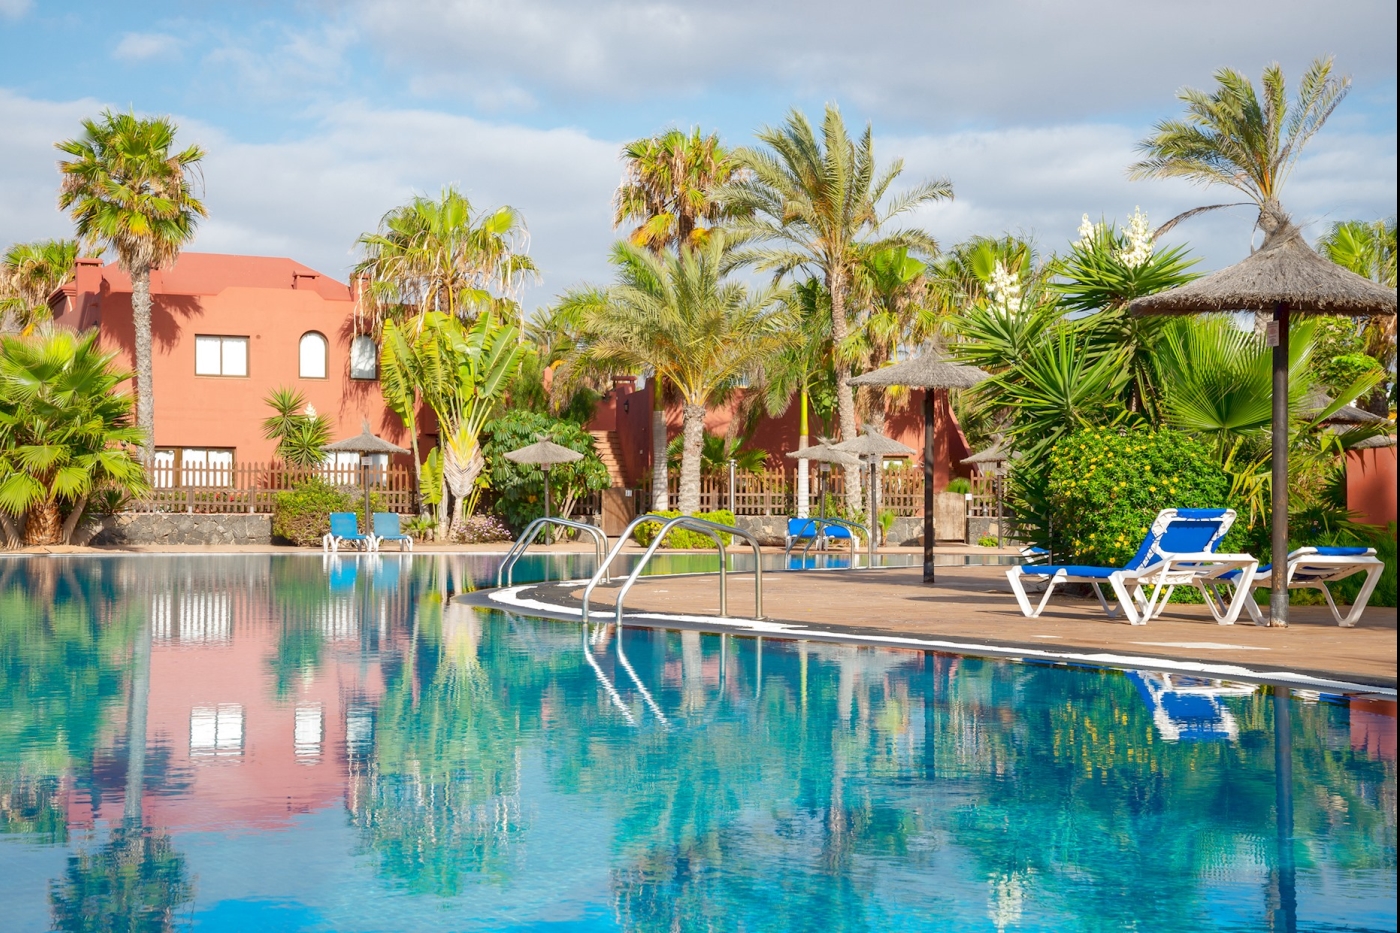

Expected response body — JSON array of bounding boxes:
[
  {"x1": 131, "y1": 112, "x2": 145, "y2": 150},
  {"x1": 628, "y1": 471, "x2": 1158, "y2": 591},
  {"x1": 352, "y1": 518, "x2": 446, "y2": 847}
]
[
  {"x1": 783, "y1": 516, "x2": 869, "y2": 569},
  {"x1": 580, "y1": 512, "x2": 679, "y2": 620},
  {"x1": 580, "y1": 513, "x2": 764, "y2": 623},
  {"x1": 611, "y1": 517, "x2": 729, "y2": 626},
  {"x1": 497, "y1": 517, "x2": 609, "y2": 588}
]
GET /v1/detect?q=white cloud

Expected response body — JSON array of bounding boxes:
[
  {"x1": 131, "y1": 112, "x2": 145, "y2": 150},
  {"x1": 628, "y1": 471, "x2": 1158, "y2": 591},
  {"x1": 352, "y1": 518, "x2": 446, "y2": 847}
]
[
  {"x1": 0, "y1": 0, "x2": 31, "y2": 20},
  {"x1": 2, "y1": 90, "x2": 1393, "y2": 321},
  {"x1": 0, "y1": 90, "x2": 100, "y2": 245},
  {"x1": 355, "y1": 0, "x2": 1397, "y2": 125},
  {"x1": 112, "y1": 32, "x2": 183, "y2": 63}
]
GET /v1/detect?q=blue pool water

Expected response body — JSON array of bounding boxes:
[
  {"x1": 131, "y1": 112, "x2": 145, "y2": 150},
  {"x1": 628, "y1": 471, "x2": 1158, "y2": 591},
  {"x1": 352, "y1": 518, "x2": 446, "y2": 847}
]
[{"x1": 0, "y1": 553, "x2": 1394, "y2": 932}]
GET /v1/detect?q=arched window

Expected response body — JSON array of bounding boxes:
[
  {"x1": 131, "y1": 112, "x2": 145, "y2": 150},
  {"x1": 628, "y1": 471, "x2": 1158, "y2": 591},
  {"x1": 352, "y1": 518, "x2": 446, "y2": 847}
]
[
  {"x1": 299, "y1": 332, "x2": 328, "y2": 379},
  {"x1": 350, "y1": 335, "x2": 378, "y2": 380}
]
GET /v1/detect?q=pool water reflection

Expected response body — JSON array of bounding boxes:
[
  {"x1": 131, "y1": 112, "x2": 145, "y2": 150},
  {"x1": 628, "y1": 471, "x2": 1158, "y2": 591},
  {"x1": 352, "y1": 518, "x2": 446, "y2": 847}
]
[{"x1": 0, "y1": 554, "x2": 1394, "y2": 932}]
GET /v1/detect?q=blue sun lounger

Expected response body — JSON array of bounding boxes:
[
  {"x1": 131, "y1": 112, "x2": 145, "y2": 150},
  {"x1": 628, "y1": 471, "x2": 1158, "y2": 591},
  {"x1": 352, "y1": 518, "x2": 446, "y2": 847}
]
[
  {"x1": 1006, "y1": 508, "x2": 1259, "y2": 625},
  {"x1": 1223, "y1": 546, "x2": 1385, "y2": 628},
  {"x1": 784, "y1": 517, "x2": 853, "y2": 549},
  {"x1": 373, "y1": 512, "x2": 413, "y2": 551},
  {"x1": 322, "y1": 512, "x2": 375, "y2": 552}
]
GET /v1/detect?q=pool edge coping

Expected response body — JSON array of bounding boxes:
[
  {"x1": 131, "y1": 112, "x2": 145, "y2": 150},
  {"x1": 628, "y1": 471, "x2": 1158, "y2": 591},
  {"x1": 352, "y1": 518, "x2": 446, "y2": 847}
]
[{"x1": 467, "y1": 581, "x2": 1399, "y2": 697}]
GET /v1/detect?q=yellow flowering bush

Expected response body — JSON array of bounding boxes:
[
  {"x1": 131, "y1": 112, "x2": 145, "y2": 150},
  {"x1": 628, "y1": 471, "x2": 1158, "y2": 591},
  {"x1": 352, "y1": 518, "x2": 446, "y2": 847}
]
[{"x1": 1044, "y1": 428, "x2": 1230, "y2": 566}]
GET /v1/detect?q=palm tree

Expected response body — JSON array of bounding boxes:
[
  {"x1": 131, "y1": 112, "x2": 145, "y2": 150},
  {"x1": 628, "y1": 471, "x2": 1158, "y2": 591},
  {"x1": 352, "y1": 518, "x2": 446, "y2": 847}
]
[
  {"x1": 56, "y1": 111, "x2": 206, "y2": 464},
  {"x1": 758, "y1": 278, "x2": 834, "y2": 517},
  {"x1": 406, "y1": 310, "x2": 524, "y2": 535},
  {"x1": 720, "y1": 105, "x2": 953, "y2": 510},
  {"x1": 355, "y1": 187, "x2": 537, "y2": 332},
  {"x1": 565, "y1": 234, "x2": 787, "y2": 514},
  {"x1": 0, "y1": 239, "x2": 81, "y2": 335},
  {"x1": 1130, "y1": 57, "x2": 1350, "y2": 245},
  {"x1": 613, "y1": 127, "x2": 744, "y2": 253},
  {"x1": 614, "y1": 127, "x2": 745, "y2": 510},
  {"x1": 1315, "y1": 218, "x2": 1397, "y2": 411},
  {"x1": 0, "y1": 328, "x2": 147, "y2": 546}
]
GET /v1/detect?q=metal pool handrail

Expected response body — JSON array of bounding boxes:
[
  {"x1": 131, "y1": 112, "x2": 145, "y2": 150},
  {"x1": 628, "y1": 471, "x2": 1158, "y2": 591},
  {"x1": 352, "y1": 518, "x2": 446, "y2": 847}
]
[
  {"x1": 497, "y1": 517, "x2": 609, "y2": 588},
  {"x1": 580, "y1": 513, "x2": 764, "y2": 624},
  {"x1": 783, "y1": 516, "x2": 869, "y2": 569}
]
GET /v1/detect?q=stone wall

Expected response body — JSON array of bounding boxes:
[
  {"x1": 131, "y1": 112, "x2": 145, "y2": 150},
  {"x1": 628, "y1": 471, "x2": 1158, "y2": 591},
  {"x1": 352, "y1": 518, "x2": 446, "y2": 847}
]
[{"x1": 81, "y1": 513, "x2": 273, "y2": 546}]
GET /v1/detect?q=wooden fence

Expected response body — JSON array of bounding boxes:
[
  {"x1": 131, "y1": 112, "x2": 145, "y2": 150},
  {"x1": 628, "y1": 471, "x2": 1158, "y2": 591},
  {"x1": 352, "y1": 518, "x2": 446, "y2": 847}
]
[
  {"x1": 130, "y1": 462, "x2": 417, "y2": 514},
  {"x1": 633, "y1": 467, "x2": 949, "y2": 517}
]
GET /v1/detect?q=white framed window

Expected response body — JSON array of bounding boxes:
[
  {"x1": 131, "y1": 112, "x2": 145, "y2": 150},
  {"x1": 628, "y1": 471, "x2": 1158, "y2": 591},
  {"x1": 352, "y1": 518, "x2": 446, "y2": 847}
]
[
  {"x1": 350, "y1": 335, "x2": 378, "y2": 380},
  {"x1": 152, "y1": 449, "x2": 177, "y2": 489},
  {"x1": 323, "y1": 451, "x2": 387, "y2": 484},
  {"x1": 299, "y1": 332, "x2": 328, "y2": 379},
  {"x1": 195, "y1": 335, "x2": 249, "y2": 376},
  {"x1": 180, "y1": 448, "x2": 234, "y2": 487},
  {"x1": 190, "y1": 704, "x2": 244, "y2": 757},
  {"x1": 294, "y1": 704, "x2": 324, "y2": 761}
]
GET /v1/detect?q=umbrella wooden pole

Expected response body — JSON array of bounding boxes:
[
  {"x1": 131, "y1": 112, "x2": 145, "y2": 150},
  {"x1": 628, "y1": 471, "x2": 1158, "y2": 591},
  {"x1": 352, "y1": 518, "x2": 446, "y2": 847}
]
[
  {"x1": 1270, "y1": 303, "x2": 1290, "y2": 626},
  {"x1": 362, "y1": 459, "x2": 371, "y2": 527},
  {"x1": 923, "y1": 391, "x2": 936, "y2": 584}
]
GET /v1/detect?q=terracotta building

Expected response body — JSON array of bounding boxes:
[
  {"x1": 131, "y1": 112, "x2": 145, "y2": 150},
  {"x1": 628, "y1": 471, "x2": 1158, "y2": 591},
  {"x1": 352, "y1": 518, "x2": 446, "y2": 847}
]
[{"x1": 48, "y1": 253, "x2": 412, "y2": 479}]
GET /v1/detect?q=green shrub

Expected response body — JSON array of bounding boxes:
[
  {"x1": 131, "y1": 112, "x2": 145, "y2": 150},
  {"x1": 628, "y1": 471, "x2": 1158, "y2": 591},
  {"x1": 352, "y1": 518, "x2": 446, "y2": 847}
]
[
  {"x1": 1043, "y1": 427, "x2": 1231, "y2": 566},
  {"x1": 272, "y1": 478, "x2": 382, "y2": 547},
  {"x1": 977, "y1": 535, "x2": 999, "y2": 548},
  {"x1": 481, "y1": 410, "x2": 611, "y2": 532},
  {"x1": 631, "y1": 510, "x2": 737, "y2": 549},
  {"x1": 945, "y1": 477, "x2": 971, "y2": 494}
]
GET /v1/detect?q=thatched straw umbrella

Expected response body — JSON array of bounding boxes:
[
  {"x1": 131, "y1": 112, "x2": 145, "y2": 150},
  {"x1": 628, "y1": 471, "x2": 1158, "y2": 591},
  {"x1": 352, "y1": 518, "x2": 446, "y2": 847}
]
[
  {"x1": 1301, "y1": 389, "x2": 1389, "y2": 426},
  {"x1": 1130, "y1": 218, "x2": 1396, "y2": 626},
  {"x1": 324, "y1": 419, "x2": 412, "y2": 519},
  {"x1": 851, "y1": 351, "x2": 990, "y2": 582},
  {"x1": 961, "y1": 435, "x2": 1014, "y2": 474},
  {"x1": 503, "y1": 436, "x2": 584, "y2": 520},
  {"x1": 785, "y1": 439, "x2": 859, "y2": 528},
  {"x1": 831, "y1": 427, "x2": 917, "y2": 564}
]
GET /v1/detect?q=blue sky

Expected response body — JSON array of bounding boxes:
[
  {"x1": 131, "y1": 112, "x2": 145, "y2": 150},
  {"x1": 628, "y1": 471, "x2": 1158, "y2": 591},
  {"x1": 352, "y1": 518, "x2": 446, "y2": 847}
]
[{"x1": 1, "y1": 0, "x2": 1395, "y2": 311}]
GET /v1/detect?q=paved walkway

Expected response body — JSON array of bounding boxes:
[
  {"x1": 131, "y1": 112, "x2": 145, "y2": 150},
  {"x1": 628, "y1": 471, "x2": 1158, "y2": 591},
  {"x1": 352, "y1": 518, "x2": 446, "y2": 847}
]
[{"x1": 527, "y1": 564, "x2": 1397, "y2": 690}]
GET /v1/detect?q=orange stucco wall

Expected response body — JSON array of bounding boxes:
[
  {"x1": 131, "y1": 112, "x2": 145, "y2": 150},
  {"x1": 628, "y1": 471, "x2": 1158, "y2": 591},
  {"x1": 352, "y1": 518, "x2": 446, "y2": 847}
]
[
  {"x1": 1347, "y1": 445, "x2": 1398, "y2": 527},
  {"x1": 50, "y1": 253, "x2": 410, "y2": 464}
]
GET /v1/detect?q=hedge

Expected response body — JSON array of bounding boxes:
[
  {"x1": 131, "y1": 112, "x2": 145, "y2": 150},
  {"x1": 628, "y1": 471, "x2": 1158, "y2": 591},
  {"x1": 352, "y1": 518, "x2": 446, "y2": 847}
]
[
  {"x1": 1044, "y1": 427, "x2": 1231, "y2": 567},
  {"x1": 631, "y1": 510, "x2": 737, "y2": 549},
  {"x1": 272, "y1": 478, "x2": 383, "y2": 547}
]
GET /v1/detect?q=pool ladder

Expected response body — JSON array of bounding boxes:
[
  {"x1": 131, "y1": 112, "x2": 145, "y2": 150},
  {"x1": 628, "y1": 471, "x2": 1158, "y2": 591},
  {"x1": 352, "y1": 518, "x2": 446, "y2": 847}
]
[
  {"x1": 496, "y1": 517, "x2": 611, "y2": 588},
  {"x1": 581, "y1": 513, "x2": 764, "y2": 625}
]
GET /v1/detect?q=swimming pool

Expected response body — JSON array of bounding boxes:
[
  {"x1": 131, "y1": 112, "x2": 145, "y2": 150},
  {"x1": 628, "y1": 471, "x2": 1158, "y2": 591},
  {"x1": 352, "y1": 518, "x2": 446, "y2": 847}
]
[{"x1": 1, "y1": 554, "x2": 1394, "y2": 931}]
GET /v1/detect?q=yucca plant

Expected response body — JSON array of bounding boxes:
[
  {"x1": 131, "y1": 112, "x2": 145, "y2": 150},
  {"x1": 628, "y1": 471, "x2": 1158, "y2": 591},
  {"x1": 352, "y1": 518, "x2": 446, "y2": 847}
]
[{"x1": 261, "y1": 387, "x2": 332, "y2": 468}]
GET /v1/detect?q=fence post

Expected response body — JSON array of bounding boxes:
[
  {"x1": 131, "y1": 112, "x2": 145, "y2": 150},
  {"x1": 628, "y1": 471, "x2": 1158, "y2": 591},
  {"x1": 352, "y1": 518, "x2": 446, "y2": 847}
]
[{"x1": 728, "y1": 459, "x2": 736, "y2": 515}]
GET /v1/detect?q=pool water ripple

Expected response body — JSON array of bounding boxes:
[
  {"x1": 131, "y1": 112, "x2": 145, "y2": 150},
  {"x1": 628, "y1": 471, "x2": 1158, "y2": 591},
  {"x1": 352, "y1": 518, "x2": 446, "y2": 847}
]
[{"x1": 0, "y1": 553, "x2": 1393, "y2": 932}]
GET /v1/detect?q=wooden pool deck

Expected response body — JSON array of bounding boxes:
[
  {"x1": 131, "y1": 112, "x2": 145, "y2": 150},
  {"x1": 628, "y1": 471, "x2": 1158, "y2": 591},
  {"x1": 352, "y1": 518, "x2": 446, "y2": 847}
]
[{"x1": 482, "y1": 563, "x2": 1397, "y2": 691}]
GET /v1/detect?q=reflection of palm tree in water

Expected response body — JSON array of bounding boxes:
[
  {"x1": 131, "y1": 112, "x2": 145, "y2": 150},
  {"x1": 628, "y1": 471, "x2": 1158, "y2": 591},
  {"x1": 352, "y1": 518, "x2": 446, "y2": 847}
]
[
  {"x1": 351, "y1": 599, "x2": 528, "y2": 896},
  {"x1": 49, "y1": 597, "x2": 194, "y2": 932}
]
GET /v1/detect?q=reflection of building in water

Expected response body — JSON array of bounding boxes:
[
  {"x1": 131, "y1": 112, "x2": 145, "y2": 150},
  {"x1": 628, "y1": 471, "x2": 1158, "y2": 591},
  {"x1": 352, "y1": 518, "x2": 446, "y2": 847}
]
[
  {"x1": 1129, "y1": 672, "x2": 1256, "y2": 742},
  {"x1": 66, "y1": 556, "x2": 427, "y2": 832},
  {"x1": 151, "y1": 591, "x2": 232, "y2": 644},
  {"x1": 1349, "y1": 697, "x2": 1396, "y2": 761}
]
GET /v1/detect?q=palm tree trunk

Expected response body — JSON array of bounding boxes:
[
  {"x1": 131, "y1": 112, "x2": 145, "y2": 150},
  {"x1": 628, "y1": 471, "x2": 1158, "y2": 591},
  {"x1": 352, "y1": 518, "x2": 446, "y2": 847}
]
[
  {"x1": 131, "y1": 263, "x2": 156, "y2": 464},
  {"x1": 868, "y1": 408, "x2": 887, "y2": 546},
  {"x1": 677, "y1": 403, "x2": 706, "y2": 514},
  {"x1": 60, "y1": 493, "x2": 89, "y2": 544},
  {"x1": 650, "y1": 376, "x2": 669, "y2": 511},
  {"x1": 124, "y1": 611, "x2": 152, "y2": 826},
  {"x1": 24, "y1": 499, "x2": 62, "y2": 546},
  {"x1": 828, "y1": 268, "x2": 862, "y2": 514},
  {"x1": 443, "y1": 442, "x2": 485, "y2": 536}
]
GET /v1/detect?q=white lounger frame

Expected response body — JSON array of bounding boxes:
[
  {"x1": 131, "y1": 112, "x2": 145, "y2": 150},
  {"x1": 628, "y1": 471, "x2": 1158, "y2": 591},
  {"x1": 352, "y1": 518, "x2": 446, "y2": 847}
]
[{"x1": 1228, "y1": 547, "x2": 1385, "y2": 628}]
